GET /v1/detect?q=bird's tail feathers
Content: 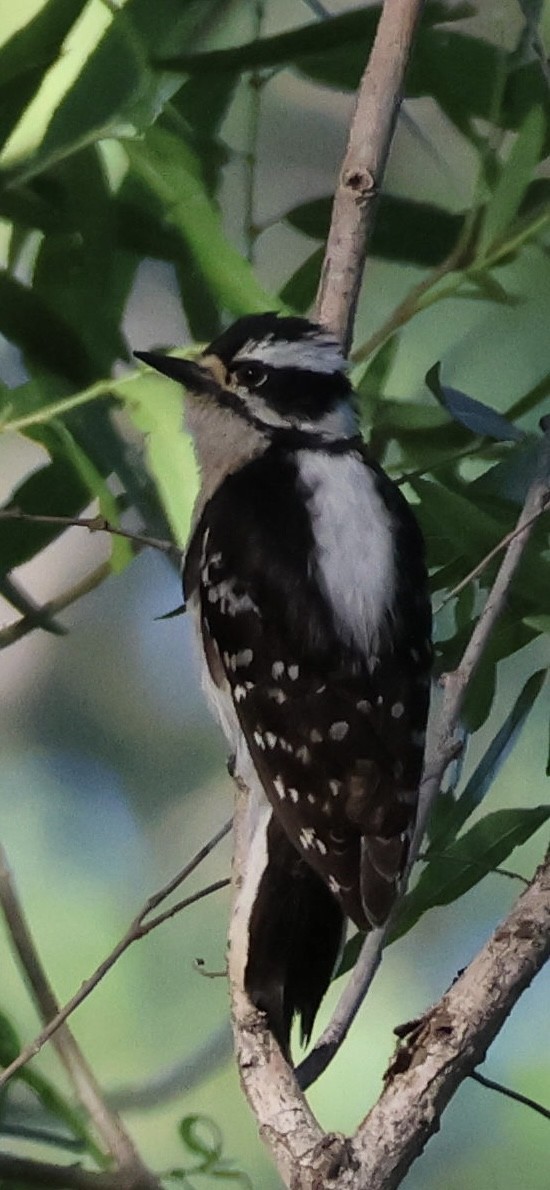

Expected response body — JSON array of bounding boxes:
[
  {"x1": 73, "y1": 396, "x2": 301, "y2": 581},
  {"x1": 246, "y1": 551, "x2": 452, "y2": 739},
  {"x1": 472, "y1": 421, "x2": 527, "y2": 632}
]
[{"x1": 243, "y1": 815, "x2": 344, "y2": 1057}]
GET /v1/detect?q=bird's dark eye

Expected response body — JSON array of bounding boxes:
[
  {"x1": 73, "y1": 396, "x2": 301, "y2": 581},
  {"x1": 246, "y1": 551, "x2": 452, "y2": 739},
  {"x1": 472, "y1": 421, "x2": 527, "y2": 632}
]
[{"x1": 232, "y1": 362, "x2": 268, "y2": 390}]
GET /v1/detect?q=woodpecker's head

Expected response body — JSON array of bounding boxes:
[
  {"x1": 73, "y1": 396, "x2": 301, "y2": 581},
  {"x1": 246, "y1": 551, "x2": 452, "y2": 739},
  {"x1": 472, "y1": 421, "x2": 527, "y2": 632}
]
[{"x1": 136, "y1": 312, "x2": 356, "y2": 444}]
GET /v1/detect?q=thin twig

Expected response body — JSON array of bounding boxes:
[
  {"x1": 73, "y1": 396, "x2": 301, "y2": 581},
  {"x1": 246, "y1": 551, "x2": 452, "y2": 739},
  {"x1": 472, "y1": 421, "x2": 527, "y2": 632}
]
[
  {"x1": 471, "y1": 1069, "x2": 550, "y2": 1122},
  {"x1": 315, "y1": 0, "x2": 426, "y2": 351},
  {"x1": 0, "y1": 561, "x2": 111, "y2": 651},
  {"x1": 243, "y1": 0, "x2": 265, "y2": 262},
  {"x1": 351, "y1": 241, "x2": 466, "y2": 364},
  {"x1": 298, "y1": 432, "x2": 550, "y2": 1090},
  {"x1": 0, "y1": 510, "x2": 180, "y2": 560},
  {"x1": 0, "y1": 845, "x2": 157, "y2": 1183},
  {"x1": 434, "y1": 494, "x2": 550, "y2": 612},
  {"x1": 0, "y1": 820, "x2": 232, "y2": 1090}
]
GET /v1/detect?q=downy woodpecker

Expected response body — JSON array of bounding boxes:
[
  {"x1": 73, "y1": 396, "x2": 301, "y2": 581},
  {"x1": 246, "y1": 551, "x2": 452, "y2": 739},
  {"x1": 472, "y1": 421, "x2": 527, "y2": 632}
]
[{"x1": 136, "y1": 313, "x2": 432, "y2": 1056}]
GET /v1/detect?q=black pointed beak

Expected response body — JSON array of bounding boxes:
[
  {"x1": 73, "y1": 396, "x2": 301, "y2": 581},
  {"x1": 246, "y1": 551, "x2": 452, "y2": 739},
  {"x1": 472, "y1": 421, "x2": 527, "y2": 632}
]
[{"x1": 134, "y1": 351, "x2": 220, "y2": 396}]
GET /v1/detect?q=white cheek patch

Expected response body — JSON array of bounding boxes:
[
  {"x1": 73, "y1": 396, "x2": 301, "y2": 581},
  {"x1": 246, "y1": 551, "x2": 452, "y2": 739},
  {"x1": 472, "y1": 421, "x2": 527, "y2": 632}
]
[
  {"x1": 297, "y1": 451, "x2": 396, "y2": 658},
  {"x1": 235, "y1": 333, "x2": 346, "y2": 374}
]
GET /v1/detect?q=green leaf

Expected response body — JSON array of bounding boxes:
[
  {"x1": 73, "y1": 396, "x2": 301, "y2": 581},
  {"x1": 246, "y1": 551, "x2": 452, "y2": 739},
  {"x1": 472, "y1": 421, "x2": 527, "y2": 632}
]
[
  {"x1": 285, "y1": 195, "x2": 462, "y2": 267},
  {"x1": 279, "y1": 247, "x2": 323, "y2": 313},
  {"x1": 122, "y1": 371, "x2": 197, "y2": 549},
  {"x1": 392, "y1": 805, "x2": 550, "y2": 941},
  {"x1": 426, "y1": 363, "x2": 525, "y2": 441},
  {"x1": 478, "y1": 107, "x2": 547, "y2": 256},
  {"x1": 429, "y1": 669, "x2": 548, "y2": 848},
  {"x1": 126, "y1": 127, "x2": 280, "y2": 318},
  {"x1": 0, "y1": 454, "x2": 90, "y2": 577},
  {"x1": 157, "y1": 4, "x2": 473, "y2": 75},
  {"x1": 524, "y1": 614, "x2": 550, "y2": 634},
  {"x1": 411, "y1": 476, "x2": 508, "y2": 568},
  {"x1": 471, "y1": 437, "x2": 545, "y2": 505},
  {"x1": 0, "y1": 270, "x2": 95, "y2": 387},
  {"x1": 21, "y1": 1068, "x2": 105, "y2": 1165},
  {"x1": 51, "y1": 423, "x2": 132, "y2": 573},
  {"x1": 31, "y1": 148, "x2": 136, "y2": 376},
  {"x1": 0, "y1": 0, "x2": 88, "y2": 150},
  {"x1": 1, "y1": 0, "x2": 226, "y2": 185}
]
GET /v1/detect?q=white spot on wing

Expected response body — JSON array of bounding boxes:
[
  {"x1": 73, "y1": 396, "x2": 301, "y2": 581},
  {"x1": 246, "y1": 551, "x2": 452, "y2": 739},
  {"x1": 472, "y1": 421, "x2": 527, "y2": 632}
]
[
  {"x1": 272, "y1": 661, "x2": 285, "y2": 679},
  {"x1": 273, "y1": 776, "x2": 286, "y2": 800},
  {"x1": 235, "y1": 648, "x2": 254, "y2": 667},
  {"x1": 391, "y1": 701, "x2": 404, "y2": 719},
  {"x1": 329, "y1": 720, "x2": 349, "y2": 741},
  {"x1": 299, "y1": 827, "x2": 316, "y2": 850},
  {"x1": 288, "y1": 664, "x2": 299, "y2": 681}
]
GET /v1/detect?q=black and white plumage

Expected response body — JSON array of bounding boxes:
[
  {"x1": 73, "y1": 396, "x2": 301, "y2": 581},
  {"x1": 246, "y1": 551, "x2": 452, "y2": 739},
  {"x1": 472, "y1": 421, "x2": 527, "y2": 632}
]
[{"x1": 136, "y1": 313, "x2": 432, "y2": 1056}]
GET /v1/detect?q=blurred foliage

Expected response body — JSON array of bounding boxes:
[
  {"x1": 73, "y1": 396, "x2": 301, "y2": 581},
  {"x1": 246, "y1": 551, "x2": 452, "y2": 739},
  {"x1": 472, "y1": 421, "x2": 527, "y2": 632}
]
[{"x1": 0, "y1": 0, "x2": 549, "y2": 1186}]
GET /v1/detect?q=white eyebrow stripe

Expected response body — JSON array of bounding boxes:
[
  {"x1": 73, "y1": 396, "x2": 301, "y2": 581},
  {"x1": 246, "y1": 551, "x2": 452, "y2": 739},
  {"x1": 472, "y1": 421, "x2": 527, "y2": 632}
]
[{"x1": 234, "y1": 335, "x2": 346, "y2": 374}]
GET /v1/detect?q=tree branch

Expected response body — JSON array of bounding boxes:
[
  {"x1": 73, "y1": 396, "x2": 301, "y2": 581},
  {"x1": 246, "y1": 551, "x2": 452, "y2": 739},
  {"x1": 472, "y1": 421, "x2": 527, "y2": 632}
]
[
  {"x1": 0, "y1": 845, "x2": 159, "y2": 1186},
  {"x1": 315, "y1": 0, "x2": 425, "y2": 350},
  {"x1": 0, "y1": 510, "x2": 180, "y2": 561},
  {"x1": 345, "y1": 849, "x2": 550, "y2": 1190},
  {"x1": 470, "y1": 1069, "x2": 550, "y2": 1122},
  {"x1": 0, "y1": 561, "x2": 111, "y2": 651},
  {"x1": 0, "y1": 820, "x2": 231, "y2": 1090}
]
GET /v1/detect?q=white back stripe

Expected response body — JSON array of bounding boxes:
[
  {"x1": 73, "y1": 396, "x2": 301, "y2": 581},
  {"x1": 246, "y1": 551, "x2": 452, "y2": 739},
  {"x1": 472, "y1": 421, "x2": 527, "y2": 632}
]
[
  {"x1": 235, "y1": 334, "x2": 346, "y2": 374},
  {"x1": 297, "y1": 451, "x2": 396, "y2": 658}
]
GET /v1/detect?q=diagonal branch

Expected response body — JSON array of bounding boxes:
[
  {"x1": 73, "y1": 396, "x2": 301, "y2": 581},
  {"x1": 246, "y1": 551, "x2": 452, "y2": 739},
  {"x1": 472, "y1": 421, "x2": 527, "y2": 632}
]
[
  {"x1": 346, "y1": 849, "x2": 550, "y2": 1190},
  {"x1": 0, "y1": 509, "x2": 180, "y2": 560},
  {"x1": 0, "y1": 561, "x2": 111, "y2": 651},
  {"x1": 0, "y1": 844, "x2": 159, "y2": 1186},
  {"x1": 0, "y1": 820, "x2": 231, "y2": 1090}
]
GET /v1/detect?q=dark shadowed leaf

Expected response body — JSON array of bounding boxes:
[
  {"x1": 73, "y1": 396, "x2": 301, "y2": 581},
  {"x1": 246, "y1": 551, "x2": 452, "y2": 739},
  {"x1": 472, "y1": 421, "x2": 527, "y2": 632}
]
[
  {"x1": 2, "y1": 0, "x2": 227, "y2": 186},
  {"x1": 285, "y1": 195, "x2": 462, "y2": 266},
  {"x1": 0, "y1": 270, "x2": 95, "y2": 386},
  {"x1": 157, "y1": 5, "x2": 473, "y2": 75},
  {"x1": 429, "y1": 669, "x2": 548, "y2": 848},
  {"x1": 392, "y1": 805, "x2": 550, "y2": 941},
  {"x1": 471, "y1": 437, "x2": 546, "y2": 504},
  {"x1": 478, "y1": 107, "x2": 546, "y2": 256},
  {"x1": 426, "y1": 363, "x2": 525, "y2": 441},
  {"x1": 279, "y1": 248, "x2": 323, "y2": 313},
  {"x1": 0, "y1": 454, "x2": 89, "y2": 576}
]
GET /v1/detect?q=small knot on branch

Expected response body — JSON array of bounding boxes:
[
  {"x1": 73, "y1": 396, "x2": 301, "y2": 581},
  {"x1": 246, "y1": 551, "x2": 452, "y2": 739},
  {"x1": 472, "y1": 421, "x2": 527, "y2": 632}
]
[{"x1": 343, "y1": 167, "x2": 377, "y2": 202}]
